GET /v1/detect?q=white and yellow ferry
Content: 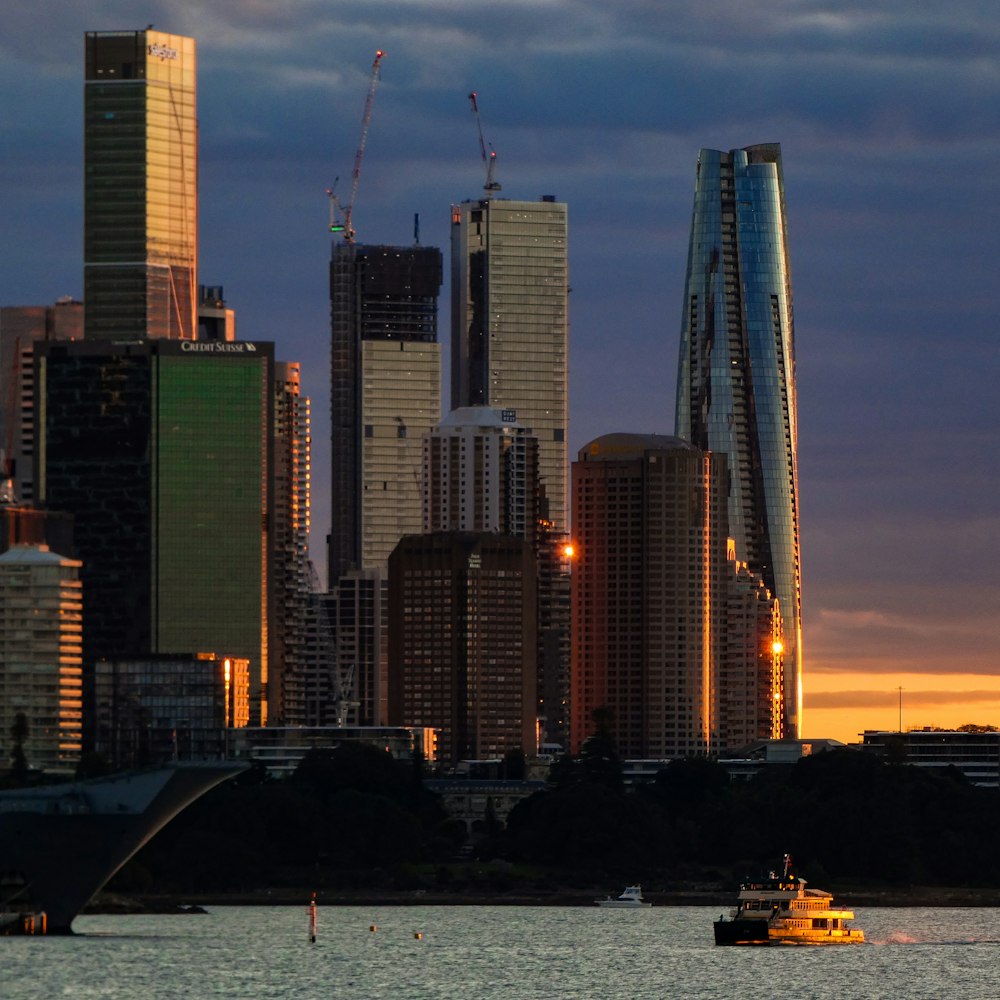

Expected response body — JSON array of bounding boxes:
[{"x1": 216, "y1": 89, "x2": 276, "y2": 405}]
[{"x1": 714, "y1": 855, "x2": 865, "y2": 946}]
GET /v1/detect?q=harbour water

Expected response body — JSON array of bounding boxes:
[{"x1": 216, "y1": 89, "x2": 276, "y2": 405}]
[{"x1": 4, "y1": 905, "x2": 1000, "y2": 999}]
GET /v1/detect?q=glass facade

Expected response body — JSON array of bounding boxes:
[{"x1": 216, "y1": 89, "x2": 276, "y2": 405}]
[
  {"x1": 154, "y1": 345, "x2": 271, "y2": 724},
  {"x1": 84, "y1": 30, "x2": 197, "y2": 340},
  {"x1": 675, "y1": 144, "x2": 802, "y2": 736},
  {"x1": 451, "y1": 198, "x2": 569, "y2": 531},
  {"x1": 36, "y1": 340, "x2": 272, "y2": 739}
]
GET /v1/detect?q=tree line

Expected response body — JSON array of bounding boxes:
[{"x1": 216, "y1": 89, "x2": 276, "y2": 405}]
[{"x1": 113, "y1": 739, "x2": 1000, "y2": 895}]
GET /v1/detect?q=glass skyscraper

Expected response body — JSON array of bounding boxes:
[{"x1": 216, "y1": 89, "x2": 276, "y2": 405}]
[
  {"x1": 36, "y1": 339, "x2": 273, "y2": 732},
  {"x1": 84, "y1": 30, "x2": 198, "y2": 340},
  {"x1": 675, "y1": 143, "x2": 802, "y2": 736}
]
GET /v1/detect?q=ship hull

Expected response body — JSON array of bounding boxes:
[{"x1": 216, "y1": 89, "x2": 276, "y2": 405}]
[
  {"x1": 714, "y1": 918, "x2": 771, "y2": 946},
  {"x1": 0, "y1": 763, "x2": 243, "y2": 933}
]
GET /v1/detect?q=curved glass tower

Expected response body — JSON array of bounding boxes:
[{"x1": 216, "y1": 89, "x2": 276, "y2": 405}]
[{"x1": 675, "y1": 143, "x2": 802, "y2": 736}]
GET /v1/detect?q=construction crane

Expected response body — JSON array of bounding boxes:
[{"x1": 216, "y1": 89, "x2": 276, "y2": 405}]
[
  {"x1": 468, "y1": 91, "x2": 501, "y2": 197},
  {"x1": 327, "y1": 49, "x2": 385, "y2": 243}
]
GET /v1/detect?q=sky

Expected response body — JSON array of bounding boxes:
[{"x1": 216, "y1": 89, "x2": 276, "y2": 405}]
[{"x1": 1, "y1": 1, "x2": 997, "y2": 745}]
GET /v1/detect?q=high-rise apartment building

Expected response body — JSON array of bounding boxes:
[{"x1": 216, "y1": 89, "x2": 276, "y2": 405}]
[
  {"x1": 35, "y1": 339, "x2": 273, "y2": 734},
  {"x1": 270, "y1": 362, "x2": 311, "y2": 725},
  {"x1": 675, "y1": 143, "x2": 802, "y2": 736},
  {"x1": 421, "y1": 406, "x2": 570, "y2": 750},
  {"x1": 0, "y1": 299, "x2": 82, "y2": 503},
  {"x1": 422, "y1": 406, "x2": 539, "y2": 541},
  {"x1": 721, "y1": 546, "x2": 784, "y2": 752},
  {"x1": 450, "y1": 197, "x2": 569, "y2": 531},
  {"x1": 84, "y1": 30, "x2": 197, "y2": 341},
  {"x1": 571, "y1": 434, "x2": 729, "y2": 759},
  {"x1": 388, "y1": 532, "x2": 537, "y2": 766},
  {"x1": 0, "y1": 544, "x2": 83, "y2": 774},
  {"x1": 328, "y1": 244, "x2": 442, "y2": 583}
]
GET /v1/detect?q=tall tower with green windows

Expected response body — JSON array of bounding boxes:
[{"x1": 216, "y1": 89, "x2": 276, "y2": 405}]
[
  {"x1": 84, "y1": 30, "x2": 198, "y2": 340},
  {"x1": 35, "y1": 340, "x2": 273, "y2": 735}
]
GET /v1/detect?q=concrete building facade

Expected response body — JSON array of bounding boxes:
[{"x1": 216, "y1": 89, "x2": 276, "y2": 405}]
[
  {"x1": 0, "y1": 544, "x2": 83, "y2": 774},
  {"x1": 571, "y1": 434, "x2": 729, "y2": 759}
]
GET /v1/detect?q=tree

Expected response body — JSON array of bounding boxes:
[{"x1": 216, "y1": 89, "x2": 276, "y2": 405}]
[
  {"x1": 10, "y1": 712, "x2": 29, "y2": 784},
  {"x1": 579, "y1": 707, "x2": 623, "y2": 792}
]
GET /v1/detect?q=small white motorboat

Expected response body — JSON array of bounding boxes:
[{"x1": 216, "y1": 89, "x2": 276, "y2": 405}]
[{"x1": 595, "y1": 885, "x2": 651, "y2": 908}]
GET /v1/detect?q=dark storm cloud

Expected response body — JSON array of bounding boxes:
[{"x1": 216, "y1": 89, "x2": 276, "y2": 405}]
[{"x1": 1, "y1": 1, "x2": 997, "y2": 693}]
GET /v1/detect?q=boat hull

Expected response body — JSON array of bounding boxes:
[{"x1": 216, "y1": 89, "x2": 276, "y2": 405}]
[
  {"x1": 0, "y1": 763, "x2": 243, "y2": 933},
  {"x1": 714, "y1": 918, "x2": 771, "y2": 945},
  {"x1": 714, "y1": 918, "x2": 865, "y2": 946}
]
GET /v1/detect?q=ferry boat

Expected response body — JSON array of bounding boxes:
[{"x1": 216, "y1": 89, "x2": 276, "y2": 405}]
[
  {"x1": 0, "y1": 761, "x2": 244, "y2": 934},
  {"x1": 595, "y1": 885, "x2": 651, "y2": 908},
  {"x1": 714, "y1": 855, "x2": 864, "y2": 945}
]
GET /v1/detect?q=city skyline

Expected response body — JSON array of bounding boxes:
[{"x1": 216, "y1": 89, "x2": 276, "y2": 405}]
[{"x1": 1, "y1": 4, "x2": 997, "y2": 744}]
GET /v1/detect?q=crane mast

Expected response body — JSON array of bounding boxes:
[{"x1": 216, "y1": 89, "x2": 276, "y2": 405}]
[
  {"x1": 327, "y1": 49, "x2": 385, "y2": 243},
  {"x1": 468, "y1": 91, "x2": 501, "y2": 198}
]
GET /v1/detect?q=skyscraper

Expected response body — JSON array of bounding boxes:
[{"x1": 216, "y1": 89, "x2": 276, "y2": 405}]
[
  {"x1": 422, "y1": 406, "x2": 539, "y2": 541},
  {"x1": 571, "y1": 434, "x2": 730, "y2": 759},
  {"x1": 270, "y1": 362, "x2": 312, "y2": 725},
  {"x1": 84, "y1": 30, "x2": 197, "y2": 341},
  {"x1": 35, "y1": 339, "x2": 273, "y2": 732},
  {"x1": 675, "y1": 143, "x2": 802, "y2": 736},
  {"x1": 0, "y1": 298, "x2": 82, "y2": 503},
  {"x1": 388, "y1": 531, "x2": 537, "y2": 765},
  {"x1": 450, "y1": 197, "x2": 569, "y2": 531},
  {"x1": 328, "y1": 244, "x2": 442, "y2": 583}
]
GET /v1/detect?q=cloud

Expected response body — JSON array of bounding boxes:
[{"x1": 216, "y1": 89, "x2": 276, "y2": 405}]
[{"x1": 807, "y1": 688, "x2": 1000, "y2": 711}]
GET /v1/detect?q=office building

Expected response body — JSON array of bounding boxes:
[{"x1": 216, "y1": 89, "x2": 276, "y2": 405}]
[
  {"x1": 327, "y1": 570, "x2": 388, "y2": 726},
  {"x1": 388, "y1": 532, "x2": 537, "y2": 766},
  {"x1": 0, "y1": 545, "x2": 83, "y2": 774},
  {"x1": 328, "y1": 244, "x2": 442, "y2": 583},
  {"x1": 571, "y1": 434, "x2": 729, "y2": 759},
  {"x1": 450, "y1": 197, "x2": 569, "y2": 531},
  {"x1": 860, "y1": 730, "x2": 1000, "y2": 788},
  {"x1": 35, "y1": 338, "x2": 272, "y2": 734},
  {"x1": 0, "y1": 299, "x2": 82, "y2": 503},
  {"x1": 93, "y1": 652, "x2": 249, "y2": 768},
  {"x1": 675, "y1": 143, "x2": 802, "y2": 735},
  {"x1": 84, "y1": 30, "x2": 197, "y2": 340}
]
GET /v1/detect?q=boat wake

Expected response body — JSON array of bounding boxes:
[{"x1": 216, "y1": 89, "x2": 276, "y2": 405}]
[
  {"x1": 871, "y1": 932, "x2": 1000, "y2": 946},
  {"x1": 871, "y1": 931, "x2": 920, "y2": 945}
]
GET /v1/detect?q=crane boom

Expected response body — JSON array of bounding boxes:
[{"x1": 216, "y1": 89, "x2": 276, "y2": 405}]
[
  {"x1": 468, "y1": 91, "x2": 501, "y2": 197},
  {"x1": 328, "y1": 49, "x2": 385, "y2": 242}
]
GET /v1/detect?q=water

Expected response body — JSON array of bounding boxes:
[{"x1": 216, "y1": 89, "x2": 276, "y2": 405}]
[{"x1": 3, "y1": 906, "x2": 1000, "y2": 999}]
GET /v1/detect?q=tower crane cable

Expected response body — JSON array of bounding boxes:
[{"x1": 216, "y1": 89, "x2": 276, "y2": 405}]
[
  {"x1": 327, "y1": 49, "x2": 385, "y2": 242},
  {"x1": 468, "y1": 91, "x2": 501, "y2": 198}
]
